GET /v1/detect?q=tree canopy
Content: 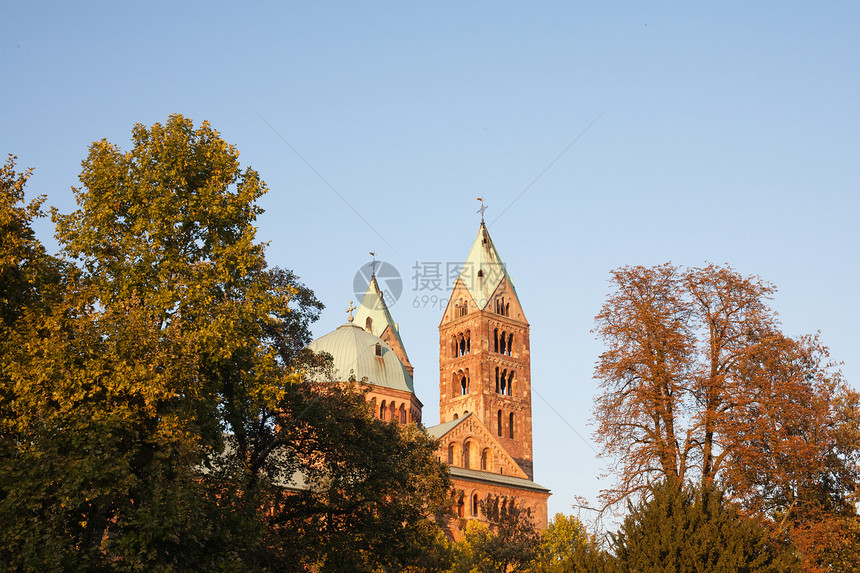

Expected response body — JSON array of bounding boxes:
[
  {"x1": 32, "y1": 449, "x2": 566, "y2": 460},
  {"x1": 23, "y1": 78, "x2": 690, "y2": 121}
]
[
  {"x1": 0, "y1": 117, "x2": 450, "y2": 572},
  {"x1": 612, "y1": 480, "x2": 798, "y2": 573},
  {"x1": 593, "y1": 263, "x2": 860, "y2": 570}
]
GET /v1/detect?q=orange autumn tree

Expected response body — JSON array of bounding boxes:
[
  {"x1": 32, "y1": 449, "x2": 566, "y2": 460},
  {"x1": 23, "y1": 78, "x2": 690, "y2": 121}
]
[{"x1": 592, "y1": 264, "x2": 860, "y2": 568}]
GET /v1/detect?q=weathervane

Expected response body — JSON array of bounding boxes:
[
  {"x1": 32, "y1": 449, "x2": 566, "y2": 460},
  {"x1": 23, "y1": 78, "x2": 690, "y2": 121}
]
[
  {"x1": 476, "y1": 197, "x2": 488, "y2": 222},
  {"x1": 346, "y1": 300, "x2": 356, "y2": 323},
  {"x1": 369, "y1": 252, "x2": 378, "y2": 277}
]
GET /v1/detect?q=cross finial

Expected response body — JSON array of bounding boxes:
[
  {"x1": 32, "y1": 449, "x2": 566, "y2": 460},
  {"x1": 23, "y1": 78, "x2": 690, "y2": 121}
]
[
  {"x1": 369, "y1": 252, "x2": 378, "y2": 277},
  {"x1": 476, "y1": 197, "x2": 488, "y2": 222},
  {"x1": 346, "y1": 300, "x2": 356, "y2": 322}
]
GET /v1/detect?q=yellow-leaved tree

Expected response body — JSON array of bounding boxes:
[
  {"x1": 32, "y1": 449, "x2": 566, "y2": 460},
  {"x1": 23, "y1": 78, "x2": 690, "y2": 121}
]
[{"x1": 0, "y1": 118, "x2": 450, "y2": 572}]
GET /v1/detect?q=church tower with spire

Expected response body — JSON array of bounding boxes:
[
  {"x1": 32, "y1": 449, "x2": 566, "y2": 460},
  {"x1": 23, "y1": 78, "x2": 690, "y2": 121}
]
[
  {"x1": 438, "y1": 222, "x2": 534, "y2": 479},
  {"x1": 307, "y1": 221, "x2": 548, "y2": 535}
]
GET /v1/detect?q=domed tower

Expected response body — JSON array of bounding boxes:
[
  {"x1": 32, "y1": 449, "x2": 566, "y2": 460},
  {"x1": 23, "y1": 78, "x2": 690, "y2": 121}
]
[{"x1": 307, "y1": 290, "x2": 422, "y2": 425}]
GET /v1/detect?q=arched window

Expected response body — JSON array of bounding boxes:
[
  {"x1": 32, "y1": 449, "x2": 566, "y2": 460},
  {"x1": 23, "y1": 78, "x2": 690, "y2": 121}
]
[
  {"x1": 461, "y1": 375, "x2": 468, "y2": 395},
  {"x1": 465, "y1": 331, "x2": 471, "y2": 354},
  {"x1": 448, "y1": 443, "x2": 456, "y2": 465},
  {"x1": 497, "y1": 410, "x2": 502, "y2": 437},
  {"x1": 365, "y1": 316, "x2": 372, "y2": 332},
  {"x1": 481, "y1": 448, "x2": 489, "y2": 471},
  {"x1": 509, "y1": 412, "x2": 515, "y2": 439},
  {"x1": 370, "y1": 397, "x2": 377, "y2": 418},
  {"x1": 457, "y1": 494, "x2": 465, "y2": 518},
  {"x1": 505, "y1": 302, "x2": 510, "y2": 316},
  {"x1": 380, "y1": 400, "x2": 387, "y2": 420},
  {"x1": 459, "y1": 336, "x2": 466, "y2": 357},
  {"x1": 500, "y1": 370, "x2": 507, "y2": 395},
  {"x1": 495, "y1": 367, "x2": 500, "y2": 393},
  {"x1": 389, "y1": 401, "x2": 396, "y2": 421},
  {"x1": 463, "y1": 441, "x2": 472, "y2": 469},
  {"x1": 499, "y1": 331, "x2": 507, "y2": 355},
  {"x1": 508, "y1": 371, "x2": 514, "y2": 396},
  {"x1": 399, "y1": 404, "x2": 407, "y2": 424},
  {"x1": 472, "y1": 493, "x2": 479, "y2": 516},
  {"x1": 507, "y1": 333, "x2": 514, "y2": 356},
  {"x1": 494, "y1": 328, "x2": 499, "y2": 353},
  {"x1": 453, "y1": 413, "x2": 459, "y2": 420}
]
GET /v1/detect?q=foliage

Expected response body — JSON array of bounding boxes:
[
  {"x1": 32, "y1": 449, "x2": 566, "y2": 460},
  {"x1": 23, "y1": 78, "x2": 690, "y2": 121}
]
[
  {"x1": 0, "y1": 117, "x2": 451, "y2": 571},
  {"x1": 593, "y1": 263, "x2": 860, "y2": 570},
  {"x1": 528, "y1": 513, "x2": 614, "y2": 573},
  {"x1": 448, "y1": 496, "x2": 541, "y2": 573},
  {"x1": 260, "y1": 384, "x2": 452, "y2": 572},
  {"x1": 611, "y1": 479, "x2": 798, "y2": 573},
  {"x1": 0, "y1": 155, "x2": 65, "y2": 328},
  {"x1": 788, "y1": 511, "x2": 860, "y2": 573},
  {"x1": 592, "y1": 264, "x2": 860, "y2": 521}
]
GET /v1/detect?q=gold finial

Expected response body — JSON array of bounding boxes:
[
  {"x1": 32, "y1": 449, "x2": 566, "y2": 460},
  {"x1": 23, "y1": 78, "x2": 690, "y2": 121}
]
[{"x1": 346, "y1": 300, "x2": 356, "y2": 322}]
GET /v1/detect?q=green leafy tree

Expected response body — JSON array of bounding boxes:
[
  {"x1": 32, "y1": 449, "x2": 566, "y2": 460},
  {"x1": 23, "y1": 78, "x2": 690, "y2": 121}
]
[
  {"x1": 1, "y1": 117, "x2": 281, "y2": 570},
  {"x1": 258, "y1": 383, "x2": 452, "y2": 572},
  {"x1": 0, "y1": 154, "x2": 65, "y2": 327},
  {"x1": 528, "y1": 513, "x2": 615, "y2": 573},
  {"x1": 0, "y1": 117, "x2": 453, "y2": 571},
  {"x1": 612, "y1": 480, "x2": 798, "y2": 573}
]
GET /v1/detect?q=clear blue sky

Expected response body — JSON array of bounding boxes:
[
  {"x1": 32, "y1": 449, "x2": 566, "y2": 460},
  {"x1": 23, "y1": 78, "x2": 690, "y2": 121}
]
[{"x1": 4, "y1": 1, "x2": 859, "y2": 524}]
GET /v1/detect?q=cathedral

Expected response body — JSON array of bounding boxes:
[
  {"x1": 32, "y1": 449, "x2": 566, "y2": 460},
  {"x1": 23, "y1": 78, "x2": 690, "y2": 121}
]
[{"x1": 306, "y1": 222, "x2": 550, "y2": 534}]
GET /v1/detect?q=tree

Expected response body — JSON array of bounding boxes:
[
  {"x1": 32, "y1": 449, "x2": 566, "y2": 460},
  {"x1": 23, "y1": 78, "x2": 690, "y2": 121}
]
[
  {"x1": 612, "y1": 479, "x2": 797, "y2": 573},
  {"x1": 593, "y1": 263, "x2": 695, "y2": 502},
  {"x1": 593, "y1": 264, "x2": 859, "y2": 509},
  {"x1": 259, "y1": 382, "x2": 452, "y2": 572},
  {"x1": 0, "y1": 155, "x2": 65, "y2": 328},
  {"x1": 1, "y1": 117, "x2": 281, "y2": 570},
  {"x1": 0, "y1": 116, "x2": 453, "y2": 571},
  {"x1": 448, "y1": 496, "x2": 541, "y2": 573},
  {"x1": 593, "y1": 263, "x2": 860, "y2": 571},
  {"x1": 528, "y1": 513, "x2": 614, "y2": 573}
]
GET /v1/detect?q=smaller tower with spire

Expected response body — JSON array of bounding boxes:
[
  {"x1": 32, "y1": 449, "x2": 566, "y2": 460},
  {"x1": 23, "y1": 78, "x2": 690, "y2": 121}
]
[{"x1": 353, "y1": 272, "x2": 414, "y2": 377}]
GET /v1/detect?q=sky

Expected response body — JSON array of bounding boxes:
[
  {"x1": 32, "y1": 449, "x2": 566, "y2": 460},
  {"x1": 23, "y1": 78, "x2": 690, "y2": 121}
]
[{"x1": 4, "y1": 1, "x2": 860, "y2": 526}]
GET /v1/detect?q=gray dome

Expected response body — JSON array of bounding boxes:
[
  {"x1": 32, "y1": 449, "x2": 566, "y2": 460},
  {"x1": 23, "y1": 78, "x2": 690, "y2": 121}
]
[{"x1": 306, "y1": 323, "x2": 415, "y2": 394}]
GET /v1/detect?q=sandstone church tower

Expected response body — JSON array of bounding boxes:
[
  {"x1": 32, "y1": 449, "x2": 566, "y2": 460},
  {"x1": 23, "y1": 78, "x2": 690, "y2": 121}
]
[
  {"x1": 438, "y1": 222, "x2": 535, "y2": 479},
  {"x1": 427, "y1": 221, "x2": 548, "y2": 532}
]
